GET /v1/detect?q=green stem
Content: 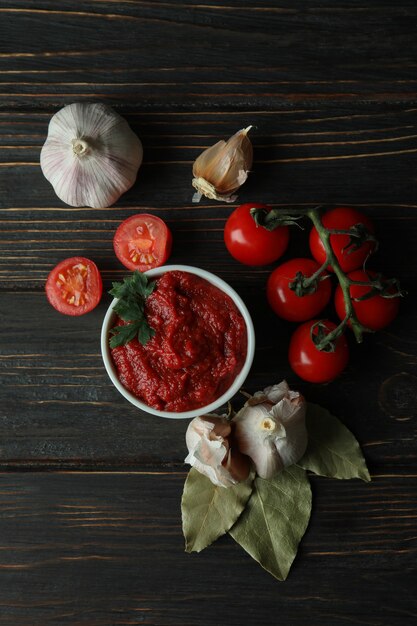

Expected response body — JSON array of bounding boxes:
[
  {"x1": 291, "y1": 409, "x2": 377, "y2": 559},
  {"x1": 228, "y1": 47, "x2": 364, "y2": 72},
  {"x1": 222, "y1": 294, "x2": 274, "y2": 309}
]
[
  {"x1": 307, "y1": 208, "x2": 365, "y2": 345},
  {"x1": 301, "y1": 258, "x2": 329, "y2": 289},
  {"x1": 326, "y1": 228, "x2": 364, "y2": 236}
]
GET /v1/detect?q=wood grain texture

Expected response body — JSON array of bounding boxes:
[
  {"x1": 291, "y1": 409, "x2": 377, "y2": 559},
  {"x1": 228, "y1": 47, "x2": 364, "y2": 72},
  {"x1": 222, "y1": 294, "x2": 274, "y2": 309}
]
[
  {"x1": 0, "y1": 287, "x2": 416, "y2": 473},
  {"x1": 0, "y1": 1, "x2": 416, "y2": 624},
  {"x1": 0, "y1": 472, "x2": 415, "y2": 626}
]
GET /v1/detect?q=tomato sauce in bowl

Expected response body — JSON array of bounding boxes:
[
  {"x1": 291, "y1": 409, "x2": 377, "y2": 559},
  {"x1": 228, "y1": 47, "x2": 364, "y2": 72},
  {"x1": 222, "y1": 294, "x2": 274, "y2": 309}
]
[{"x1": 101, "y1": 265, "x2": 255, "y2": 419}]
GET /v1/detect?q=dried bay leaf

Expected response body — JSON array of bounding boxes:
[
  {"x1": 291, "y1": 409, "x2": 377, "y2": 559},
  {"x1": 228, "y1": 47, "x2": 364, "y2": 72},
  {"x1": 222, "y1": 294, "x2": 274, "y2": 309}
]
[
  {"x1": 182, "y1": 468, "x2": 254, "y2": 553},
  {"x1": 298, "y1": 403, "x2": 371, "y2": 482},
  {"x1": 229, "y1": 466, "x2": 312, "y2": 581}
]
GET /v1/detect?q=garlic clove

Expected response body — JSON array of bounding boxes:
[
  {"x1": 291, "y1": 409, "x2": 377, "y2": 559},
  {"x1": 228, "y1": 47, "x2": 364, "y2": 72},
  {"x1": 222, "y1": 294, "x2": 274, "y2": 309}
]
[
  {"x1": 192, "y1": 127, "x2": 253, "y2": 203},
  {"x1": 193, "y1": 140, "x2": 227, "y2": 180},
  {"x1": 271, "y1": 396, "x2": 308, "y2": 469},
  {"x1": 184, "y1": 414, "x2": 250, "y2": 488},
  {"x1": 222, "y1": 445, "x2": 251, "y2": 484},
  {"x1": 233, "y1": 381, "x2": 308, "y2": 479},
  {"x1": 184, "y1": 414, "x2": 236, "y2": 488},
  {"x1": 40, "y1": 103, "x2": 143, "y2": 208},
  {"x1": 233, "y1": 403, "x2": 286, "y2": 478}
]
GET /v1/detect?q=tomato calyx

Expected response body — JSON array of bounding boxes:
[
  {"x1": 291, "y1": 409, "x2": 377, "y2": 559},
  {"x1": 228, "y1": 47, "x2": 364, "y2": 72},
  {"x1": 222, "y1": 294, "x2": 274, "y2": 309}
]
[
  {"x1": 289, "y1": 262, "x2": 330, "y2": 297},
  {"x1": 289, "y1": 271, "x2": 320, "y2": 297},
  {"x1": 250, "y1": 206, "x2": 304, "y2": 231},
  {"x1": 351, "y1": 273, "x2": 405, "y2": 302},
  {"x1": 310, "y1": 320, "x2": 340, "y2": 353},
  {"x1": 327, "y1": 222, "x2": 378, "y2": 256}
]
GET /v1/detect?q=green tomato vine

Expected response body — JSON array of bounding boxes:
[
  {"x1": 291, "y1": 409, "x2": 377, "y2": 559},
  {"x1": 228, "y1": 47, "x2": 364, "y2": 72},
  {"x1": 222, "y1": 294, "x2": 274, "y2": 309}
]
[{"x1": 250, "y1": 206, "x2": 404, "y2": 352}]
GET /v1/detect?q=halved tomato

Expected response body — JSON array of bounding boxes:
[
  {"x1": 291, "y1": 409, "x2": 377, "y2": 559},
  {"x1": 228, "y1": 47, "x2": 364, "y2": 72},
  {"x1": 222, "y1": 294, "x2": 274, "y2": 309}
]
[
  {"x1": 45, "y1": 257, "x2": 103, "y2": 316},
  {"x1": 113, "y1": 213, "x2": 172, "y2": 271}
]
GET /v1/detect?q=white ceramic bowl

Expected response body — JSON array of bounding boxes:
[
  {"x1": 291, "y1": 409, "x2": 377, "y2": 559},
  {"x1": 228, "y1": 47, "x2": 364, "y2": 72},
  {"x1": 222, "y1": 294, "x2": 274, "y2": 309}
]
[{"x1": 101, "y1": 264, "x2": 255, "y2": 419}]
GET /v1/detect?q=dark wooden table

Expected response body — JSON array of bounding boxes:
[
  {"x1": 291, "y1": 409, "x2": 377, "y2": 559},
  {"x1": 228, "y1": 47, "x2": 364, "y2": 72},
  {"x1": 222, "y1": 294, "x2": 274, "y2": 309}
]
[{"x1": 1, "y1": 2, "x2": 416, "y2": 624}]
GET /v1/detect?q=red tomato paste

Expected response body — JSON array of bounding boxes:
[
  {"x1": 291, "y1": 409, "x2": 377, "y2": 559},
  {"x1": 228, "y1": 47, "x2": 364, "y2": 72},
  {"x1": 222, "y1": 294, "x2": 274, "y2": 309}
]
[{"x1": 111, "y1": 270, "x2": 247, "y2": 412}]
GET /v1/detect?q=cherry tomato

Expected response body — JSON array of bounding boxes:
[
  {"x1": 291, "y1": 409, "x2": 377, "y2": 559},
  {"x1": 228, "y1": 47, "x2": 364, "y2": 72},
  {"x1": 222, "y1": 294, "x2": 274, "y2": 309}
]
[
  {"x1": 45, "y1": 257, "x2": 102, "y2": 316},
  {"x1": 289, "y1": 319, "x2": 349, "y2": 383},
  {"x1": 309, "y1": 207, "x2": 375, "y2": 273},
  {"x1": 224, "y1": 203, "x2": 289, "y2": 266},
  {"x1": 335, "y1": 269, "x2": 400, "y2": 331},
  {"x1": 267, "y1": 258, "x2": 332, "y2": 322},
  {"x1": 113, "y1": 213, "x2": 172, "y2": 272}
]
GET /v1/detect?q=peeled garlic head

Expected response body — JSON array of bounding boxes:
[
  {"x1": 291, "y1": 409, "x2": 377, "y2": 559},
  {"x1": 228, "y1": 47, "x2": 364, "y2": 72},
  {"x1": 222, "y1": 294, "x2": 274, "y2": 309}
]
[
  {"x1": 233, "y1": 381, "x2": 308, "y2": 479},
  {"x1": 40, "y1": 103, "x2": 143, "y2": 208}
]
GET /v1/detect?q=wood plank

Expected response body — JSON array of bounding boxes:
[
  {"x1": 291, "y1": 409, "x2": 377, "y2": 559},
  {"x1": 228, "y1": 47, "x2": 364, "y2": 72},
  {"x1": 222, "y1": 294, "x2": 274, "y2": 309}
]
[
  {"x1": 1, "y1": 109, "x2": 417, "y2": 216},
  {"x1": 0, "y1": 1, "x2": 416, "y2": 622},
  {"x1": 1, "y1": 204, "x2": 417, "y2": 284},
  {"x1": 0, "y1": 288, "x2": 416, "y2": 469},
  {"x1": 0, "y1": 471, "x2": 414, "y2": 625},
  {"x1": 1, "y1": 108, "x2": 417, "y2": 286},
  {"x1": 0, "y1": 1, "x2": 417, "y2": 110}
]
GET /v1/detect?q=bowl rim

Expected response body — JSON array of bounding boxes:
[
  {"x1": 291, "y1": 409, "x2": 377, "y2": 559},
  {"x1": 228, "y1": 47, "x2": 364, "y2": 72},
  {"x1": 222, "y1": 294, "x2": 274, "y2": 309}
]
[{"x1": 101, "y1": 264, "x2": 255, "y2": 419}]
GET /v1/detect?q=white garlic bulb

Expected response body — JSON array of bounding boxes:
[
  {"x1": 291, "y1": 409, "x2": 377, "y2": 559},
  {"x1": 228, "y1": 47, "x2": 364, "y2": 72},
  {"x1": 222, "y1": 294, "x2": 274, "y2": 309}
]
[
  {"x1": 40, "y1": 103, "x2": 143, "y2": 208},
  {"x1": 233, "y1": 381, "x2": 308, "y2": 479}
]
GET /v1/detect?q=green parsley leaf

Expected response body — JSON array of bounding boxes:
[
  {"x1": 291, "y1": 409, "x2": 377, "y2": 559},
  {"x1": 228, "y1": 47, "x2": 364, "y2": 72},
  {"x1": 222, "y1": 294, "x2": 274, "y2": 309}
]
[
  {"x1": 109, "y1": 278, "x2": 130, "y2": 300},
  {"x1": 137, "y1": 323, "x2": 155, "y2": 345},
  {"x1": 112, "y1": 298, "x2": 144, "y2": 322},
  {"x1": 130, "y1": 270, "x2": 156, "y2": 299},
  {"x1": 109, "y1": 323, "x2": 141, "y2": 349},
  {"x1": 109, "y1": 271, "x2": 156, "y2": 347},
  {"x1": 109, "y1": 271, "x2": 156, "y2": 300}
]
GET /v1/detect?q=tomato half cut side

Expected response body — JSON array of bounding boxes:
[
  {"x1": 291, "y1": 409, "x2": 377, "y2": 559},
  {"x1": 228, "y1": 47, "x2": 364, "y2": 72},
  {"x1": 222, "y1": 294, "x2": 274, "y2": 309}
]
[
  {"x1": 45, "y1": 257, "x2": 103, "y2": 316},
  {"x1": 113, "y1": 213, "x2": 172, "y2": 272}
]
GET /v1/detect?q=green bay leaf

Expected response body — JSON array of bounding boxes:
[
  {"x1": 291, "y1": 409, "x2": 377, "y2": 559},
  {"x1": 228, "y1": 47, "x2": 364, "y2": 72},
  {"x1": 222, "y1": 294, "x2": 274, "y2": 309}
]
[
  {"x1": 181, "y1": 468, "x2": 254, "y2": 553},
  {"x1": 298, "y1": 403, "x2": 371, "y2": 482},
  {"x1": 229, "y1": 466, "x2": 312, "y2": 581}
]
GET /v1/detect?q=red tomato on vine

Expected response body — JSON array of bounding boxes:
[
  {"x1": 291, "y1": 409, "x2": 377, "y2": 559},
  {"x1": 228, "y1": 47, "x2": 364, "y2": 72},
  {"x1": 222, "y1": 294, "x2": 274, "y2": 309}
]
[
  {"x1": 309, "y1": 207, "x2": 376, "y2": 273},
  {"x1": 335, "y1": 270, "x2": 401, "y2": 331},
  {"x1": 289, "y1": 319, "x2": 349, "y2": 383},
  {"x1": 267, "y1": 258, "x2": 332, "y2": 322},
  {"x1": 224, "y1": 203, "x2": 289, "y2": 266}
]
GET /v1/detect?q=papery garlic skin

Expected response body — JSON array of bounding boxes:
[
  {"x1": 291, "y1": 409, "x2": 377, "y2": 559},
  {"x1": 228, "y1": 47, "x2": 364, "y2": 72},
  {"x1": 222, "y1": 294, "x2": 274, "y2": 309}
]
[
  {"x1": 233, "y1": 381, "x2": 308, "y2": 479},
  {"x1": 192, "y1": 127, "x2": 253, "y2": 203},
  {"x1": 185, "y1": 414, "x2": 250, "y2": 488},
  {"x1": 40, "y1": 103, "x2": 143, "y2": 208}
]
